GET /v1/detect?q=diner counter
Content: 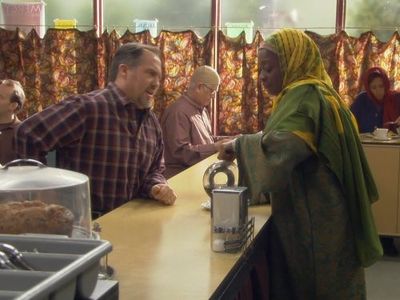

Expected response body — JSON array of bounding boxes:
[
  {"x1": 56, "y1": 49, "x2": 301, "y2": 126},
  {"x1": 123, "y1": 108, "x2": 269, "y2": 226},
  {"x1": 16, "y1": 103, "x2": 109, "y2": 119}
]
[{"x1": 97, "y1": 154, "x2": 271, "y2": 299}]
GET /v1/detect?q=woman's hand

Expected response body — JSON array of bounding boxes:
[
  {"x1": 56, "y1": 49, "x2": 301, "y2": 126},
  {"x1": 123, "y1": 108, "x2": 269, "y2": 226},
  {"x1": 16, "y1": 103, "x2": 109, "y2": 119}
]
[{"x1": 216, "y1": 140, "x2": 236, "y2": 161}]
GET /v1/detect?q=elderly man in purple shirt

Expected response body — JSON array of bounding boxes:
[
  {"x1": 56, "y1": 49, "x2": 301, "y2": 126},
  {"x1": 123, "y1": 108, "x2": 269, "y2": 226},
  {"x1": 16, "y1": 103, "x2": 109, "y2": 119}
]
[
  {"x1": 161, "y1": 65, "x2": 234, "y2": 178},
  {"x1": 15, "y1": 42, "x2": 176, "y2": 216}
]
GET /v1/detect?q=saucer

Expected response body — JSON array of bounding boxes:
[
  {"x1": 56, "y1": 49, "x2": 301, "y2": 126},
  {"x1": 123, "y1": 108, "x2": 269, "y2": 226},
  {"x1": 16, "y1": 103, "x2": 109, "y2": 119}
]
[
  {"x1": 200, "y1": 200, "x2": 211, "y2": 210},
  {"x1": 373, "y1": 135, "x2": 392, "y2": 141}
]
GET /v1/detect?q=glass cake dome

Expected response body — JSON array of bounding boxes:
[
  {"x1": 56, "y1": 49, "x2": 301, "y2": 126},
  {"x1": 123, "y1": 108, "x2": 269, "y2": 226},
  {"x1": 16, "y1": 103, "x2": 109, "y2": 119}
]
[{"x1": 0, "y1": 159, "x2": 92, "y2": 238}]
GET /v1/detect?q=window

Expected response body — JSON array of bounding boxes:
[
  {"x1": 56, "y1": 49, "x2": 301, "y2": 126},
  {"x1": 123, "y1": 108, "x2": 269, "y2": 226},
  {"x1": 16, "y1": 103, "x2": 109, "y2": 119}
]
[
  {"x1": 0, "y1": 0, "x2": 92, "y2": 34},
  {"x1": 103, "y1": 0, "x2": 211, "y2": 37},
  {"x1": 222, "y1": 0, "x2": 337, "y2": 42},
  {"x1": 346, "y1": 0, "x2": 400, "y2": 41},
  {"x1": 45, "y1": 0, "x2": 92, "y2": 30}
]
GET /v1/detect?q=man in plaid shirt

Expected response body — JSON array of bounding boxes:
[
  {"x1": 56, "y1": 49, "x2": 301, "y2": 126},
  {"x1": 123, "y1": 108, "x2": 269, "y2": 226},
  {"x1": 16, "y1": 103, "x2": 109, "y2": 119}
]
[{"x1": 15, "y1": 42, "x2": 176, "y2": 216}]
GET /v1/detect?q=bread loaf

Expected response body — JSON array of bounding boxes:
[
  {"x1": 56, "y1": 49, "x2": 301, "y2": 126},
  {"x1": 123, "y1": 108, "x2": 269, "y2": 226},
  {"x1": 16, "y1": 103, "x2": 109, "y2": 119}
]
[{"x1": 0, "y1": 200, "x2": 74, "y2": 236}]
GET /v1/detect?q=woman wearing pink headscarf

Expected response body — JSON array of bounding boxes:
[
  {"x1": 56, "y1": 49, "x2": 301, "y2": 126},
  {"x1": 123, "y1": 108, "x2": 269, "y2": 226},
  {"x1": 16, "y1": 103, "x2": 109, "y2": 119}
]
[{"x1": 350, "y1": 67, "x2": 400, "y2": 133}]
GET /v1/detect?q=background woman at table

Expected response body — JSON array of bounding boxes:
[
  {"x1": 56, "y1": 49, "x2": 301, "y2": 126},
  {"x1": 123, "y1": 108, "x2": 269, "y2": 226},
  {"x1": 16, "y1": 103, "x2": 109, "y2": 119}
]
[
  {"x1": 219, "y1": 29, "x2": 382, "y2": 299},
  {"x1": 350, "y1": 66, "x2": 400, "y2": 133},
  {"x1": 351, "y1": 66, "x2": 400, "y2": 256}
]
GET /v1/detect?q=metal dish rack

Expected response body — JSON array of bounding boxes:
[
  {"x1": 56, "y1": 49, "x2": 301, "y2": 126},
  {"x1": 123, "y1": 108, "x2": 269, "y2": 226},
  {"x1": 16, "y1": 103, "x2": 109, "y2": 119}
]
[
  {"x1": 213, "y1": 217, "x2": 255, "y2": 253},
  {"x1": 0, "y1": 234, "x2": 112, "y2": 300}
]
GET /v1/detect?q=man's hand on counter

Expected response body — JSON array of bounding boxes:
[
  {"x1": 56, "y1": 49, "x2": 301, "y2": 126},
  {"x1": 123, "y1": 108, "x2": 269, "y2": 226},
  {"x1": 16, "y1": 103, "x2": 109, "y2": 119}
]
[{"x1": 151, "y1": 184, "x2": 177, "y2": 205}]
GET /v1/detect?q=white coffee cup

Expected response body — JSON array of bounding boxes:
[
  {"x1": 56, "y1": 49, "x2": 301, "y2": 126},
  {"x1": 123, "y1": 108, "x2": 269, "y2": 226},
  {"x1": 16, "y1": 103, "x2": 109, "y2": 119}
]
[{"x1": 373, "y1": 128, "x2": 389, "y2": 140}]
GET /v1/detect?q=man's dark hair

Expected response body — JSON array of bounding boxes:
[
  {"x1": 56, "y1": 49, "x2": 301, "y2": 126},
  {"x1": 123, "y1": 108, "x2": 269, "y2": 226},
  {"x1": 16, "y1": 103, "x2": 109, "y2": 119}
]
[{"x1": 108, "y1": 42, "x2": 161, "y2": 82}]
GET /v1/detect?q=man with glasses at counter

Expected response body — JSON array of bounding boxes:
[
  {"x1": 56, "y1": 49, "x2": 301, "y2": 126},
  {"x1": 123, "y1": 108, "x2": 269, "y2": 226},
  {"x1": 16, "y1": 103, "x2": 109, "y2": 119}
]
[
  {"x1": 15, "y1": 42, "x2": 176, "y2": 217},
  {"x1": 161, "y1": 65, "x2": 235, "y2": 178}
]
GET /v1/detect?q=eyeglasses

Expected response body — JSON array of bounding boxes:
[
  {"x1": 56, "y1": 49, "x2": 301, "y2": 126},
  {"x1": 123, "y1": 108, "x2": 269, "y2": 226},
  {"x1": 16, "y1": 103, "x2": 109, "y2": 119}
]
[{"x1": 201, "y1": 84, "x2": 218, "y2": 95}]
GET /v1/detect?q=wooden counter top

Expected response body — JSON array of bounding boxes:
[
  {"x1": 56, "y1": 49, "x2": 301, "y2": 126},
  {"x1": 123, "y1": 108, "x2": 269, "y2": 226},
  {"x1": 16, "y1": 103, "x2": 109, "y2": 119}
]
[{"x1": 97, "y1": 155, "x2": 271, "y2": 299}]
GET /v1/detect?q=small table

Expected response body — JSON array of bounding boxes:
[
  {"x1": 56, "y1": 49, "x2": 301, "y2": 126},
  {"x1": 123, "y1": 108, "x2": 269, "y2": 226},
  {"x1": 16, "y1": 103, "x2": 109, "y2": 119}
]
[{"x1": 360, "y1": 134, "x2": 400, "y2": 236}]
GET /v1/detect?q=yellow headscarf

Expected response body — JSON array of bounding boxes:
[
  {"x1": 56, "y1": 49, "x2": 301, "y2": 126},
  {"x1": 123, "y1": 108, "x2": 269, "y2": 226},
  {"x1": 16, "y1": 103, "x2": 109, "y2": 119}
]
[
  {"x1": 262, "y1": 28, "x2": 357, "y2": 135},
  {"x1": 262, "y1": 29, "x2": 332, "y2": 87}
]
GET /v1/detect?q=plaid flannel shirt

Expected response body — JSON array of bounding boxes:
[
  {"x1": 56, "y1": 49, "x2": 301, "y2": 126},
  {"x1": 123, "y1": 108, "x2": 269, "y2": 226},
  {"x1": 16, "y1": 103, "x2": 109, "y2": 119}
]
[{"x1": 15, "y1": 82, "x2": 166, "y2": 214}]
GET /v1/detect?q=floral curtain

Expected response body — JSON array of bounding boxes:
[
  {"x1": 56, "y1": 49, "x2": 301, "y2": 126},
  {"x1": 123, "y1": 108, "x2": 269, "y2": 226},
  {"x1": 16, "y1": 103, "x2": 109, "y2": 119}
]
[
  {"x1": 111, "y1": 29, "x2": 213, "y2": 116},
  {"x1": 0, "y1": 28, "x2": 102, "y2": 117},
  {"x1": 217, "y1": 30, "x2": 400, "y2": 135},
  {"x1": 0, "y1": 28, "x2": 399, "y2": 134},
  {"x1": 0, "y1": 28, "x2": 211, "y2": 119}
]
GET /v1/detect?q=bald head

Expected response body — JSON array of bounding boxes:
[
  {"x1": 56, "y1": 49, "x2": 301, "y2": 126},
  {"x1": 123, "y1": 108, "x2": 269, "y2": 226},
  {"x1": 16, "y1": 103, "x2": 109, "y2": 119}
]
[
  {"x1": 189, "y1": 65, "x2": 220, "y2": 90},
  {"x1": 186, "y1": 66, "x2": 220, "y2": 107}
]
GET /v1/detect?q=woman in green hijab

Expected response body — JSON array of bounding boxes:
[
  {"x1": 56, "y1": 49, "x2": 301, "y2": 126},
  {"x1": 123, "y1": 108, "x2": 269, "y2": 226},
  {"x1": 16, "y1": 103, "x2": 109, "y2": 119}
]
[{"x1": 219, "y1": 29, "x2": 382, "y2": 299}]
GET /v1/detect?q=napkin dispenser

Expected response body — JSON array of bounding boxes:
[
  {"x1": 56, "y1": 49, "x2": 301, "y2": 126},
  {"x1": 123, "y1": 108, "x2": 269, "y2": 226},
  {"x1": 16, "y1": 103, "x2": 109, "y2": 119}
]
[{"x1": 211, "y1": 186, "x2": 253, "y2": 252}]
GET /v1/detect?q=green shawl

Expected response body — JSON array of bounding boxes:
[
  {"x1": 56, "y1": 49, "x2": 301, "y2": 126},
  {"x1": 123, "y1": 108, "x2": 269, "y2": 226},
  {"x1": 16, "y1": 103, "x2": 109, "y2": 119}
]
[{"x1": 237, "y1": 28, "x2": 382, "y2": 267}]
